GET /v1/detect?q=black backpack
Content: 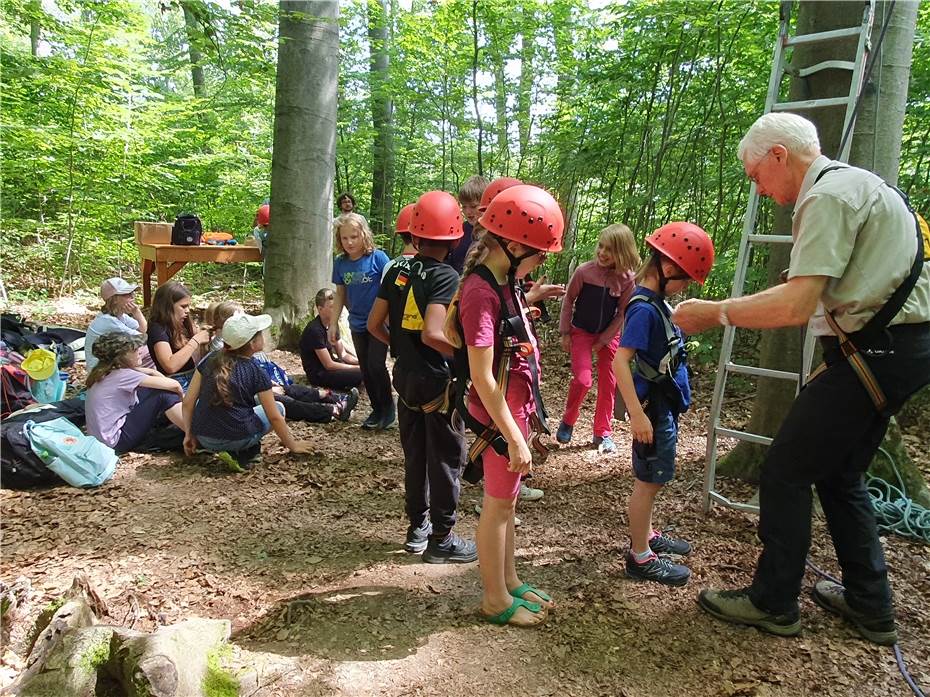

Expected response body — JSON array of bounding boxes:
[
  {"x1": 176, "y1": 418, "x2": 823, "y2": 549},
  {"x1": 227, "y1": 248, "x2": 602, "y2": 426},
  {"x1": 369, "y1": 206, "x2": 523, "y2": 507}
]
[{"x1": 172, "y1": 213, "x2": 203, "y2": 245}]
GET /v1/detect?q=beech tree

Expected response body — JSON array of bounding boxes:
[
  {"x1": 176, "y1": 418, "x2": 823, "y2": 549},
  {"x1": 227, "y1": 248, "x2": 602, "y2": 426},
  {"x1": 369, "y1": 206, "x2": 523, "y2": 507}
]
[{"x1": 265, "y1": 1, "x2": 339, "y2": 347}]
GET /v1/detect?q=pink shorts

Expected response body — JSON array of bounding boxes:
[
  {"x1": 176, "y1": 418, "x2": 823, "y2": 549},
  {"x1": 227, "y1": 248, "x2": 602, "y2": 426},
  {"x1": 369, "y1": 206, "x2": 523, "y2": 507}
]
[{"x1": 482, "y1": 415, "x2": 530, "y2": 500}]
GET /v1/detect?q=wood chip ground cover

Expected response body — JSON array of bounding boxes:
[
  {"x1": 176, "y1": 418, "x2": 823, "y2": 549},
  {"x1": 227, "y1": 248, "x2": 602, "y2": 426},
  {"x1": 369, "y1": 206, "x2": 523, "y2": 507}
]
[{"x1": 1, "y1": 304, "x2": 927, "y2": 696}]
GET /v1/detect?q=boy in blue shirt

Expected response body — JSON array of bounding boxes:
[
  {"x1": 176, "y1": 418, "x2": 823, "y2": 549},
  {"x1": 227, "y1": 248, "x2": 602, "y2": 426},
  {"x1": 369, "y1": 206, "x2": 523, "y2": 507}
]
[{"x1": 613, "y1": 222, "x2": 715, "y2": 586}]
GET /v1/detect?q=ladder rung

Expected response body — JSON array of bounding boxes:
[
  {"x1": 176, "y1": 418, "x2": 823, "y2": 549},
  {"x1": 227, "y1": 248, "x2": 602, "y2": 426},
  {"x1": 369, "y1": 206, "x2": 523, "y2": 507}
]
[
  {"x1": 709, "y1": 490, "x2": 760, "y2": 513},
  {"x1": 771, "y1": 97, "x2": 851, "y2": 111},
  {"x1": 748, "y1": 234, "x2": 793, "y2": 244},
  {"x1": 726, "y1": 362, "x2": 800, "y2": 381},
  {"x1": 797, "y1": 60, "x2": 856, "y2": 77},
  {"x1": 784, "y1": 26, "x2": 863, "y2": 47},
  {"x1": 715, "y1": 427, "x2": 773, "y2": 447}
]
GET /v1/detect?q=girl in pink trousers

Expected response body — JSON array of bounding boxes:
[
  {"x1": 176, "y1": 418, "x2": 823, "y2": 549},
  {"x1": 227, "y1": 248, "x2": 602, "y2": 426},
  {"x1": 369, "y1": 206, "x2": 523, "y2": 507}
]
[{"x1": 556, "y1": 224, "x2": 640, "y2": 454}]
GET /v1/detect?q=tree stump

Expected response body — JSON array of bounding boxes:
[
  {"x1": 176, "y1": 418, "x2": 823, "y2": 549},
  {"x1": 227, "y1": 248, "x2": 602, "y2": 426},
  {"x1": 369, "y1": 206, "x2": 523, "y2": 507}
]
[
  {"x1": 5, "y1": 576, "x2": 235, "y2": 697},
  {"x1": 110, "y1": 618, "x2": 231, "y2": 697}
]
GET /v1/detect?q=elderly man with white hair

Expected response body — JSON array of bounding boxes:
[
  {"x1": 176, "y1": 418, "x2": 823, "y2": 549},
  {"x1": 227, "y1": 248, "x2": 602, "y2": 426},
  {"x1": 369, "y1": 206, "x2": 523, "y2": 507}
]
[{"x1": 673, "y1": 112, "x2": 930, "y2": 646}]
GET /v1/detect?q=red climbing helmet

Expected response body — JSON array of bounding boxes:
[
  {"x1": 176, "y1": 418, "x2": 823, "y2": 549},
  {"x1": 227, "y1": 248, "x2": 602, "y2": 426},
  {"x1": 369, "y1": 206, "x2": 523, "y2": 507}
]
[
  {"x1": 255, "y1": 204, "x2": 270, "y2": 227},
  {"x1": 479, "y1": 177, "x2": 523, "y2": 213},
  {"x1": 395, "y1": 203, "x2": 415, "y2": 234},
  {"x1": 409, "y1": 191, "x2": 464, "y2": 240},
  {"x1": 645, "y1": 221, "x2": 715, "y2": 284},
  {"x1": 479, "y1": 184, "x2": 564, "y2": 253}
]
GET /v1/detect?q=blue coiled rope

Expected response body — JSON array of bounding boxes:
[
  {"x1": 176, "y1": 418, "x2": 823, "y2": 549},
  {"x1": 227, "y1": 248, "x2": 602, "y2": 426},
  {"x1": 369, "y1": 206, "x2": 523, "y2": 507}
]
[{"x1": 866, "y1": 447, "x2": 930, "y2": 544}]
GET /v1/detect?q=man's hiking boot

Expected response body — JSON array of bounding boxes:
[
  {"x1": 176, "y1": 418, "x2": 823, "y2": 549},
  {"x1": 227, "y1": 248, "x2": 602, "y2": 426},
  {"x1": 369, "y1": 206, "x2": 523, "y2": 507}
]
[
  {"x1": 625, "y1": 552, "x2": 690, "y2": 587},
  {"x1": 338, "y1": 388, "x2": 360, "y2": 422},
  {"x1": 378, "y1": 401, "x2": 397, "y2": 430},
  {"x1": 361, "y1": 410, "x2": 381, "y2": 430},
  {"x1": 698, "y1": 588, "x2": 801, "y2": 637},
  {"x1": 423, "y1": 533, "x2": 478, "y2": 564},
  {"x1": 556, "y1": 421, "x2": 573, "y2": 444},
  {"x1": 404, "y1": 520, "x2": 432, "y2": 554},
  {"x1": 649, "y1": 531, "x2": 692, "y2": 556},
  {"x1": 812, "y1": 580, "x2": 897, "y2": 646}
]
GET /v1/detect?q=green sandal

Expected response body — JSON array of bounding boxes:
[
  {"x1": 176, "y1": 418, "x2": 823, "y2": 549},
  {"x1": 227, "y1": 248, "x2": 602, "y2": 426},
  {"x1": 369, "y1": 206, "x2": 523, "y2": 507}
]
[
  {"x1": 509, "y1": 583, "x2": 552, "y2": 604},
  {"x1": 483, "y1": 597, "x2": 544, "y2": 626}
]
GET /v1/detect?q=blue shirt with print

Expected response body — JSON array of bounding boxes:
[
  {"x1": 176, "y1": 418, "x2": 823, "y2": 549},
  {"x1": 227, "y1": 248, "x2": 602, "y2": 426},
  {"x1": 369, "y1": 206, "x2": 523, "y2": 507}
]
[
  {"x1": 619, "y1": 286, "x2": 691, "y2": 413},
  {"x1": 332, "y1": 250, "x2": 390, "y2": 332}
]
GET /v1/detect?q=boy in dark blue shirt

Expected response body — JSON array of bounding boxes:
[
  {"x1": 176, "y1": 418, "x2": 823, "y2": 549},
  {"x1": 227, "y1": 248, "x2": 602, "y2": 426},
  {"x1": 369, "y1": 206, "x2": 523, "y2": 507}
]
[{"x1": 613, "y1": 222, "x2": 715, "y2": 586}]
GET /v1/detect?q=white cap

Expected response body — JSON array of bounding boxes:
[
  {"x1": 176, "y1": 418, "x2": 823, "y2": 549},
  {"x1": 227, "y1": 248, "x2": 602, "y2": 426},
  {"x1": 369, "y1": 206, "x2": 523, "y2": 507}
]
[
  {"x1": 221, "y1": 312, "x2": 272, "y2": 350},
  {"x1": 101, "y1": 277, "x2": 139, "y2": 300}
]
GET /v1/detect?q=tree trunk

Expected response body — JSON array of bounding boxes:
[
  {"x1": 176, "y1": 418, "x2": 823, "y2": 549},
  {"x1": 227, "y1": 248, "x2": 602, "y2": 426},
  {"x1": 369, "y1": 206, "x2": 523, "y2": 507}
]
[
  {"x1": 516, "y1": 2, "x2": 536, "y2": 163},
  {"x1": 719, "y1": 1, "x2": 924, "y2": 493},
  {"x1": 181, "y1": 1, "x2": 206, "y2": 98},
  {"x1": 470, "y1": 0, "x2": 484, "y2": 177},
  {"x1": 28, "y1": 0, "x2": 40, "y2": 57},
  {"x1": 368, "y1": 0, "x2": 393, "y2": 237},
  {"x1": 265, "y1": 0, "x2": 338, "y2": 348},
  {"x1": 492, "y1": 45, "x2": 509, "y2": 174}
]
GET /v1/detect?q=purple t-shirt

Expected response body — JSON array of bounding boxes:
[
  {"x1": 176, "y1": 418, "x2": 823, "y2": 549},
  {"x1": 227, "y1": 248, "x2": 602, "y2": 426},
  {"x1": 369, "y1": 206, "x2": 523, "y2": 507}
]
[
  {"x1": 85, "y1": 368, "x2": 148, "y2": 447},
  {"x1": 459, "y1": 271, "x2": 536, "y2": 427}
]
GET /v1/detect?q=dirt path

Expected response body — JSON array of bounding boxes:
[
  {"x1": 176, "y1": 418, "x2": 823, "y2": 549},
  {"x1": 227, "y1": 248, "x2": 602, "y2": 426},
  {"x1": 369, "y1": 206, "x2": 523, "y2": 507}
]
[{"x1": 1, "y1": 341, "x2": 928, "y2": 696}]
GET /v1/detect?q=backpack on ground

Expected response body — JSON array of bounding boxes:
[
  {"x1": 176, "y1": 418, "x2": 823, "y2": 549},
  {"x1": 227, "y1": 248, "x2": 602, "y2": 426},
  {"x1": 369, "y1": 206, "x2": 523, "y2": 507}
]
[
  {"x1": 1, "y1": 421, "x2": 60, "y2": 489},
  {"x1": 1, "y1": 365, "x2": 35, "y2": 418},
  {"x1": 24, "y1": 417, "x2": 118, "y2": 488},
  {"x1": 172, "y1": 213, "x2": 203, "y2": 246}
]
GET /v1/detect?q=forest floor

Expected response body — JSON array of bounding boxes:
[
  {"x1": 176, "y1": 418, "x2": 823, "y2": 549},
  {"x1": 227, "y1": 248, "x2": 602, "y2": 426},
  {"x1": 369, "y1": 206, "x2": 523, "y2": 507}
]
[{"x1": 1, "y1": 294, "x2": 928, "y2": 697}]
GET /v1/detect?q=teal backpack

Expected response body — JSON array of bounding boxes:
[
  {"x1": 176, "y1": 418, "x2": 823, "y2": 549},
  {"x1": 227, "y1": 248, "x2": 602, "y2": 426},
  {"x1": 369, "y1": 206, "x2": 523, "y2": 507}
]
[{"x1": 24, "y1": 418, "x2": 118, "y2": 487}]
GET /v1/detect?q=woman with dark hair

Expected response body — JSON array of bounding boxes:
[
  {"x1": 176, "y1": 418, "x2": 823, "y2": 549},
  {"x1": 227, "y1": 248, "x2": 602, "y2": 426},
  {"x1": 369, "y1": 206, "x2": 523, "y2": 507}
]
[{"x1": 146, "y1": 281, "x2": 210, "y2": 376}]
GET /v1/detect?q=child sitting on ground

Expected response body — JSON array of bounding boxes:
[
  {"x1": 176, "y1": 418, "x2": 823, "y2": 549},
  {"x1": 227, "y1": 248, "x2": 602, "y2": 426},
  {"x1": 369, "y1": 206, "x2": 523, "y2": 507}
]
[
  {"x1": 206, "y1": 301, "x2": 357, "y2": 423},
  {"x1": 612, "y1": 222, "x2": 715, "y2": 586},
  {"x1": 182, "y1": 312, "x2": 313, "y2": 470},
  {"x1": 147, "y1": 281, "x2": 210, "y2": 379},
  {"x1": 299, "y1": 289, "x2": 363, "y2": 392},
  {"x1": 85, "y1": 278, "x2": 154, "y2": 372},
  {"x1": 85, "y1": 332, "x2": 185, "y2": 454}
]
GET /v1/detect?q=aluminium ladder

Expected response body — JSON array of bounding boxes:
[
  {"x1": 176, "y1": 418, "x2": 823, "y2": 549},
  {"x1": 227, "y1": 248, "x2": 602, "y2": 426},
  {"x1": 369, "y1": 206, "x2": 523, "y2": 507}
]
[{"x1": 703, "y1": 0, "x2": 876, "y2": 514}]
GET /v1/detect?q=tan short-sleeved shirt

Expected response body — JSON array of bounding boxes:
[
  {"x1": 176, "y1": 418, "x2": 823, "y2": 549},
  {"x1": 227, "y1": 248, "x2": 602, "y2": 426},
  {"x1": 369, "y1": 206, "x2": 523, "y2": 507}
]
[{"x1": 788, "y1": 156, "x2": 930, "y2": 336}]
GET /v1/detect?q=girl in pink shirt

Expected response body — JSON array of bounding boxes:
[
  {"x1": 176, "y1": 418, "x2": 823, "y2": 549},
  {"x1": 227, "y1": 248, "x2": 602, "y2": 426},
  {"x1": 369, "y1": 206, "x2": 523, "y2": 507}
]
[
  {"x1": 446, "y1": 185, "x2": 565, "y2": 628},
  {"x1": 556, "y1": 224, "x2": 639, "y2": 454}
]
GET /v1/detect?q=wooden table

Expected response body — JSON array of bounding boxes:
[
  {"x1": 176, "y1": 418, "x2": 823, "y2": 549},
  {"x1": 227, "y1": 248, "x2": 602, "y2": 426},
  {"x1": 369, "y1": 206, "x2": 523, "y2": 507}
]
[{"x1": 135, "y1": 222, "x2": 263, "y2": 306}]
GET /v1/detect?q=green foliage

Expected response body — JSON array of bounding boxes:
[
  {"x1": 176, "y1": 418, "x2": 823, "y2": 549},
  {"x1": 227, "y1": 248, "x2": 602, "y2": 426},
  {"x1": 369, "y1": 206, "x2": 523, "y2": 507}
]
[
  {"x1": 1, "y1": 0, "x2": 927, "y2": 300},
  {"x1": 202, "y1": 645, "x2": 239, "y2": 697}
]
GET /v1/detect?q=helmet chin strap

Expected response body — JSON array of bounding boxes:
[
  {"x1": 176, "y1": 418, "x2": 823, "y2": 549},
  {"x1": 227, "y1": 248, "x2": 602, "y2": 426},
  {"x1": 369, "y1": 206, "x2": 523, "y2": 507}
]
[
  {"x1": 653, "y1": 252, "x2": 690, "y2": 297},
  {"x1": 496, "y1": 235, "x2": 539, "y2": 283}
]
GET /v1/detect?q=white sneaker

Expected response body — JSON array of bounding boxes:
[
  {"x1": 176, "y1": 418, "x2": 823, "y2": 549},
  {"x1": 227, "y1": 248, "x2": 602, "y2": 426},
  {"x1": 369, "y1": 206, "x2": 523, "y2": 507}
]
[
  {"x1": 474, "y1": 504, "x2": 521, "y2": 527},
  {"x1": 519, "y1": 483, "x2": 544, "y2": 502}
]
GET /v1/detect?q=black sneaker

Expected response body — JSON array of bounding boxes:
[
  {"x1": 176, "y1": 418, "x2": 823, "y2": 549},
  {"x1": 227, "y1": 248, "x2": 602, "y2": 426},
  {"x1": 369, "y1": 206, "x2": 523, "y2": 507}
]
[
  {"x1": 649, "y1": 531, "x2": 692, "y2": 556},
  {"x1": 422, "y1": 533, "x2": 478, "y2": 564},
  {"x1": 338, "y1": 388, "x2": 360, "y2": 422},
  {"x1": 812, "y1": 580, "x2": 898, "y2": 646},
  {"x1": 698, "y1": 587, "x2": 801, "y2": 637},
  {"x1": 404, "y1": 520, "x2": 432, "y2": 553},
  {"x1": 625, "y1": 552, "x2": 690, "y2": 587},
  {"x1": 361, "y1": 410, "x2": 381, "y2": 430},
  {"x1": 378, "y1": 401, "x2": 397, "y2": 430}
]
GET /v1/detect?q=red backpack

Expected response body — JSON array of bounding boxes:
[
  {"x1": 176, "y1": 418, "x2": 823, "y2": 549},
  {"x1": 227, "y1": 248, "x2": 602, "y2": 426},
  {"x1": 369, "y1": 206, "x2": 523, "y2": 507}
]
[{"x1": 1, "y1": 365, "x2": 35, "y2": 418}]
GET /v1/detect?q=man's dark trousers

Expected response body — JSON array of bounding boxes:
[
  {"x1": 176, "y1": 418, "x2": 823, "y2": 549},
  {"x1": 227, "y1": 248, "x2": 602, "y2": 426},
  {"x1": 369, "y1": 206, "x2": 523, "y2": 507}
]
[
  {"x1": 397, "y1": 377, "x2": 466, "y2": 540},
  {"x1": 749, "y1": 323, "x2": 930, "y2": 617}
]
